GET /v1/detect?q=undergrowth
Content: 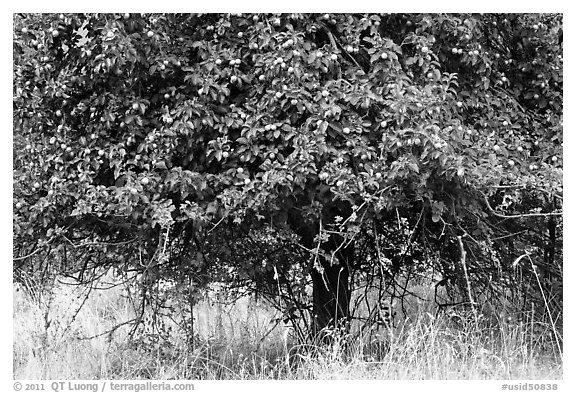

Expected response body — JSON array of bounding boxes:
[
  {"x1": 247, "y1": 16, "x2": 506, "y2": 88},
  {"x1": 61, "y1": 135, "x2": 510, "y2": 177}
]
[{"x1": 13, "y1": 274, "x2": 562, "y2": 380}]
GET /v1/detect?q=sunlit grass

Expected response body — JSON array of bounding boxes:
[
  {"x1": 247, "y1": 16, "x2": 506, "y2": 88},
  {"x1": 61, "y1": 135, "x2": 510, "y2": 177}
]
[{"x1": 13, "y1": 274, "x2": 562, "y2": 380}]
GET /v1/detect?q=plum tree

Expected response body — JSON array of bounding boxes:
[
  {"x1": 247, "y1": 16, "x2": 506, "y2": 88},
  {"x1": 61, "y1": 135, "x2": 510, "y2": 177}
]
[{"x1": 13, "y1": 13, "x2": 562, "y2": 335}]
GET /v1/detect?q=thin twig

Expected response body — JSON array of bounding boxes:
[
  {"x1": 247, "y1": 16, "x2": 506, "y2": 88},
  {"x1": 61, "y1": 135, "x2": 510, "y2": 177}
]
[
  {"x1": 325, "y1": 26, "x2": 363, "y2": 71},
  {"x1": 324, "y1": 27, "x2": 342, "y2": 80},
  {"x1": 60, "y1": 235, "x2": 137, "y2": 249},
  {"x1": 77, "y1": 318, "x2": 140, "y2": 341},
  {"x1": 524, "y1": 253, "x2": 563, "y2": 357},
  {"x1": 207, "y1": 215, "x2": 226, "y2": 233},
  {"x1": 457, "y1": 235, "x2": 478, "y2": 323},
  {"x1": 13, "y1": 248, "x2": 43, "y2": 261}
]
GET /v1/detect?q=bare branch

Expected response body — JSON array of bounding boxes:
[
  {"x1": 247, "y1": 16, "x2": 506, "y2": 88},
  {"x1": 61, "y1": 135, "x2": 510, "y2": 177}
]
[
  {"x1": 60, "y1": 235, "x2": 137, "y2": 249},
  {"x1": 482, "y1": 193, "x2": 563, "y2": 219},
  {"x1": 13, "y1": 248, "x2": 43, "y2": 261},
  {"x1": 77, "y1": 318, "x2": 140, "y2": 341},
  {"x1": 457, "y1": 235, "x2": 478, "y2": 321}
]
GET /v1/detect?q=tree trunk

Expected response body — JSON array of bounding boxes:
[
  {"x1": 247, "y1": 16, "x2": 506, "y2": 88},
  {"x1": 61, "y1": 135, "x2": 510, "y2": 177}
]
[
  {"x1": 286, "y1": 197, "x2": 354, "y2": 339},
  {"x1": 294, "y1": 217, "x2": 353, "y2": 337},
  {"x1": 310, "y1": 238, "x2": 352, "y2": 335}
]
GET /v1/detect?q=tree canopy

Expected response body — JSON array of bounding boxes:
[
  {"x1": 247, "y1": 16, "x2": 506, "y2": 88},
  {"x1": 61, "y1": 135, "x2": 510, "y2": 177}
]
[{"x1": 13, "y1": 13, "x2": 563, "y2": 334}]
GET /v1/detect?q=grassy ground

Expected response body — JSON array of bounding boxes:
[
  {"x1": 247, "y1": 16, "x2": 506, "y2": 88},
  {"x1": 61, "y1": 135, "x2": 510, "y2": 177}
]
[{"x1": 13, "y1": 274, "x2": 562, "y2": 380}]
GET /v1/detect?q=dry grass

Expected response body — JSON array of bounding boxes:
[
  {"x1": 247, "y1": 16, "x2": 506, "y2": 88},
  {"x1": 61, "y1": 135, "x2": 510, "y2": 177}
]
[{"x1": 13, "y1": 274, "x2": 562, "y2": 380}]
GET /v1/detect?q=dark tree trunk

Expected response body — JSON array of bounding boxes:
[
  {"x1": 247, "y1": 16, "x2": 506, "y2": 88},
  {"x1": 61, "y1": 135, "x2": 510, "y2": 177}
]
[
  {"x1": 286, "y1": 197, "x2": 353, "y2": 337},
  {"x1": 310, "y1": 238, "x2": 352, "y2": 335},
  {"x1": 544, "y1": 198, "x2": 557, "y2": 268}
]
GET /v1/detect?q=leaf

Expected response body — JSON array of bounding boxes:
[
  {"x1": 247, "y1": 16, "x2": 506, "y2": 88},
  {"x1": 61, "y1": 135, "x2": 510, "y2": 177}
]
[
  {"x1": 155, "y1": 161, "x2": 167, "y2": 170},
  {"x1": 124, "y1": 115, "x2": 136, "y2": 124}
]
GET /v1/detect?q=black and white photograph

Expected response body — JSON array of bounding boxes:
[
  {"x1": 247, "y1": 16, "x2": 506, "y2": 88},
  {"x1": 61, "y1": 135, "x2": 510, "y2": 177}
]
[{"x1": 11, "y1": 7, "x2": 564, "y2": 385}]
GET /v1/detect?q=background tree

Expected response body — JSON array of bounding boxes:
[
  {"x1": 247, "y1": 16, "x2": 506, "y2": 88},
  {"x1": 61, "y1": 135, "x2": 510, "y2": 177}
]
[{"x1": 13, "y1": 13, "x2": 562, "y2": 337}]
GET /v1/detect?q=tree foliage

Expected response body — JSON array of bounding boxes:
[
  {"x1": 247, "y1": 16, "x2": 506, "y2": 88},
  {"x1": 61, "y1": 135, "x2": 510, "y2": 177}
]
[{"x1": 13, "y1": 13, "x2": 563, "y2": 334}]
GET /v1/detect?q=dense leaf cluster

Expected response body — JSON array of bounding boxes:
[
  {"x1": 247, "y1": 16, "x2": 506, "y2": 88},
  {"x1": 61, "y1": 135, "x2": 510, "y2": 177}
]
[{"x1": 13, "y1": 13, "x2": 562, "y2": 329}]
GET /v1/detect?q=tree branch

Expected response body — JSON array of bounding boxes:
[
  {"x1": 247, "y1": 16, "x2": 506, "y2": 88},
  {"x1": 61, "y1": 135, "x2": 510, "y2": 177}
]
[
  {"x1": 482, "y1": 192, "x2": 563, "y2": 219},
  {"x1": 13, "y1": 247, "x2": 43, "y2": 261},
  {"x1": 323, "y1": 27, "x2": 342, "y2": 80}
]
